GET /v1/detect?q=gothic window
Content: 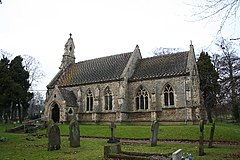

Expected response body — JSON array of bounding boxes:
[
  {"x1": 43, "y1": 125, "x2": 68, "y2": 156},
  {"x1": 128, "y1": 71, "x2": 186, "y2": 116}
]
[
  {"x1": 104, "y1": 87, "x2": 113, "y2": 111},
  {"x1": 136, "y1": 86, "x2": 149, "y2": 110},
  {"x1": 86, "y1": 89, "x2": 93, "y2": 111},
  {"x1": 164, "y1": 84, "x2": 174, "y2": 106}
]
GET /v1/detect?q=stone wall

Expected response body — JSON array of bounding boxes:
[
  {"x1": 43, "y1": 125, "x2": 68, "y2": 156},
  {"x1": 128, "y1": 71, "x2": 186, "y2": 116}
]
[
  {"x1": 157, "y1": 107, "x2": 187, "y2": 122},
  {"x1": 128, "y1": 76, "x2": 188, "y2": 111},
  {"x1": 45, "y1": 73, "x2": 201, "y2": 124},
  {"x1": 71, "y1": 81, "x2": 121, "y2": 113},
  {"x1": 125, "y1": 112, "x2": 151, "y2": 121}
]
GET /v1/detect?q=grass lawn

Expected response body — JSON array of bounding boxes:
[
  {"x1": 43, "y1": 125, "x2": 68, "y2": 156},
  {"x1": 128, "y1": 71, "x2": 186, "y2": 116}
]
[
  {"x1": 0, "y1": 123, "x2": 240, "y2": 160},
  {"x1": 58, "y1": 123, "x2": 240, "y2": 141}
]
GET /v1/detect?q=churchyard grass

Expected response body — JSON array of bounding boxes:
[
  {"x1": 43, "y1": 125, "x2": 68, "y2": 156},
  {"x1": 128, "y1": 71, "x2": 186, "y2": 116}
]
[
  {"x1": 0, "y1": 123, "x2": 240, "y2": 160},
  {"x1": 122, "y1": 143, "x2": 240, "y2": 160},
  {"x1": 56, "y1": 123, "x2": 240, "y2": 142}
]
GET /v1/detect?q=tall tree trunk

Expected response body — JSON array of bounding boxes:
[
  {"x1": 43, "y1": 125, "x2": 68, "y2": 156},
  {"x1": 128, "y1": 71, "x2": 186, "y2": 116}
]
[
  {"x1": 17, "y1": 100, "x2": 22, "y2": 123},
  {"x1": 10, "y1": 102, "x2": 14, "y2": 120},
  {"x1": 204, "y1": 96, "x2": 213, "y2": 123},
  {"x1": 0, "y1": 110, "x2": 2, "y2": 122},
  {"x1": 231, "y1": 82, "x2": 239, "y2": 121},
  {"x1": 206, "y1": 106, "x2": 213, "y2": 123},
  {"x1": 229, "y1": 60, "x2": 239, "y2": 121}
]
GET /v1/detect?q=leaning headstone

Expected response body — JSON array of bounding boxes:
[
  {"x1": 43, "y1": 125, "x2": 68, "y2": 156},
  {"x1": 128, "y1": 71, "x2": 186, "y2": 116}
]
[
  {"x1": 48, "y1": 124, "x2": 61, "y2": 151},
  {"x1": 104, "y1": 144, "x2": 121, "y2": 159},
  {"x1": 208, "y1": 121, "x2": 215, "y2": 148},
  {"x1": 26, "y1": 137, "x2": 34, "y2": 141},
  {"x1": 69, "y1": 119, "x2": 80, "y2": 147},
  {"x1": 0, "y1": 137, "x2": 7, "y2": 142},
  {"x1": 172, "y1": 149, "x2": 182, "y2": 160},
  {"x1": 107, "y1": 122, "x2": 119, "y2": 143},
  {"x1": 199, "y1": 120, "x2": 205, "y2": 156},
  {"x1": 150, "y1": 121, "x2": 159, "y2": 147},
  {"x1": 46, "y1": 119, "x2": 55, "y2": 137}
]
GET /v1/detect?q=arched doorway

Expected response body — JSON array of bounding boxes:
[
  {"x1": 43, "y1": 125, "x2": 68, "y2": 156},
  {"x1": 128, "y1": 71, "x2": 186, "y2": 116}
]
[{"x1": 52, "y1": 104, "x2": 60, "y2": 123}]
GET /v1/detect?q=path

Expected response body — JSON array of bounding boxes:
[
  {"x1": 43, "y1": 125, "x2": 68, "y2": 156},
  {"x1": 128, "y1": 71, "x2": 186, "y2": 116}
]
[{"x1": 80, "y1": 136, "x2": 240, "y2": 147}]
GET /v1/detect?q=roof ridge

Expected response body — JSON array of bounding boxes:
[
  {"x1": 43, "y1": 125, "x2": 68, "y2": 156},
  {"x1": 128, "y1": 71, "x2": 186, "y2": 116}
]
[
  {"x1": 75, "y1": 51, "x2": 133, "y2": 64},
  {"x1": 142, "y1": 51, "x2": 189, "y2": 60}
]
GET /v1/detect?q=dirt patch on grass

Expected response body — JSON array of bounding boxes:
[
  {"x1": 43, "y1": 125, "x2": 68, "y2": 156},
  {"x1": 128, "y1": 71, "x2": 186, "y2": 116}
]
[
  {"x1": 224, "y1": 153, "x2": 240, "y2": 159},
  {"x1": 24, "y1": 144, "x2": 47, "y2": 148},
  {"x1": 64, "y1": 150, "x2": 80, "y2": 155}
]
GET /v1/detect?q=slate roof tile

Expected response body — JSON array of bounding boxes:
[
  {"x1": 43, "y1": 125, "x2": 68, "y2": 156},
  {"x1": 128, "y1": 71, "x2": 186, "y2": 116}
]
[
  {"x1": 49, "y1": 52, "x2": 132, "y2": 88},
  {"x1": 48, "y1": 51, "x2": 189, "y2": 88},
  {"x1": 130, "y1": 51, "x2": 189, "y2": 81}
]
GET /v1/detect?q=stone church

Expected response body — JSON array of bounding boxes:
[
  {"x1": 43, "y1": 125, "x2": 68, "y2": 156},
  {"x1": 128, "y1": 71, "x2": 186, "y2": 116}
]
[{"x1": 44, "y1": 34, "x2": 202, "y2": 124}]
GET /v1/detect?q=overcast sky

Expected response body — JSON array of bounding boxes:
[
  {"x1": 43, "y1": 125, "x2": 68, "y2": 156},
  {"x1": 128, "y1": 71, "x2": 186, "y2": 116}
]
[{"x1": 0, "y1": 0, "x2": 239, "y2": 93}]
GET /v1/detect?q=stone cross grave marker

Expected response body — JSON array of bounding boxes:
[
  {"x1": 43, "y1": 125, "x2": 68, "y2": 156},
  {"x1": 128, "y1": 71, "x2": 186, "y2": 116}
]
[
  {"x1": 199, "y1": 120, "x2": 205, "y2": 156},
  {"x1": 150, "y1": 121, "x2": 159, "y2": 147},
  {"x1": 107, "y1": 122, "x2": 119, "y2": 143},
  {"x1": 69, "y1": 119, "x2": 80, "y2": 147},
  {"x1": 48, "y1": 124, "x2": 61, "y2": 151}
]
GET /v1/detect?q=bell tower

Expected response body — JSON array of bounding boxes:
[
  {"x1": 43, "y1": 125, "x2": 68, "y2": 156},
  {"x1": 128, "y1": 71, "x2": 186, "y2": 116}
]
[{"x1": 59, "y1": 33, "x2": 75, "y2": 70}]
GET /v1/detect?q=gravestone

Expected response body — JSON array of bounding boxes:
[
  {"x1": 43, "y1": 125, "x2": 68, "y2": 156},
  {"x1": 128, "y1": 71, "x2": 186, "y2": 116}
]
[
  {"x1": 46, "y1": 119, "x2": 55, "y2": 137},
  {"x1": 104, "y1": 144, "x2": 121, "y2": 159},
  {"x1": 69, "y1": 119, "x2": 80, "y2": 147},
  {"x1": 199, "y1": 120, "x2": 205, "y2": 156},
  {"x1": 0, "y1": 137, "x2": 7, "y2": 142},
  {"x1": 208, "y1": 121, "x2": 215, "y2": 148},
  {"x1": 150, "y1": 121, "x2": 159, "y2": 147},
  {"x1": 172, "y1": 149, "x2": 182, "y2": 160},
  {"x1": 107, "y1": 122, "x2": 119, "y2": 143},
  {"x1": 48, "y1": 124, "x2": 61, "y2": 151}
]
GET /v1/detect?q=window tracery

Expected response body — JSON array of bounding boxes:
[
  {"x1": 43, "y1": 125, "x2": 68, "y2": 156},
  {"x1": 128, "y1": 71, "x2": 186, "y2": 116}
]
[
  {"x1": 136, "y1": 86, "x2": 149, "y2": 110},
  {"x1": 164, "y1": 84, "x2": 174, "y2": 106},
  {"x1": 104, "y1": 87, "x2": 113, "y2": 110},
  {"x1": 86, "y1": 89, "x2": 93, "y2": 111}
]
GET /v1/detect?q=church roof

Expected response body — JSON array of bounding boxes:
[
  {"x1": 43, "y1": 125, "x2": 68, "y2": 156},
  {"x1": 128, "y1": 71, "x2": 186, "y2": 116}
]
[
  {"x1": 48, "y1": 52, "x2": 132, "y2": 88},
  {"x1": 59, "y1": 88, "x2": 77, "y2": 107},
  {"x1": 130, "y1": 51, "x2": 189, "y2": 81},
  {"x1": 48, "y1": 50, "x2": 189, "y2": 88}
]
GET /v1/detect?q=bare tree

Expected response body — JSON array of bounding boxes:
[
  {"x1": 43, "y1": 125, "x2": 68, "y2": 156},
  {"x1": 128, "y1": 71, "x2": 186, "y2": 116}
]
[
  {"x1": 1, "y1": 51, "x2": 45, "y2": 89},
  {"x1": 22, "y1": 55, "x2": 45, "y2": 90},
  {"x1": 28, "y1": 91, "x2": 45, "y2": 119},
  {"x1": 215, "y1": 38, "x2": 240, "y2": 121},
  {"x1": 189, "y1": 0, "x2": 240, "y2": 35},
  {"x1": 0, "y1": 49, "x2": 12, "y2": 59}
]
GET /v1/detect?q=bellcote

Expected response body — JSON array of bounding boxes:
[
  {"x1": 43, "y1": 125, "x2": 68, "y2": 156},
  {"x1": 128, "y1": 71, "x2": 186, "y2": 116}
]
[{"x1": 59, "y1": 33, "x2": 76, "y2": 70}]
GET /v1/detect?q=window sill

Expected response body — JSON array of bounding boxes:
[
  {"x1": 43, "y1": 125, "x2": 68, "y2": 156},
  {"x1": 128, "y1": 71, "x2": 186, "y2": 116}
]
[
  {"x1": 85, "y1": 111, "x2": 94, "y2": 113},
  {"x1": 162, "y1": 106, "x2": 176, "y2": 109},
  {"x1": 136, "y1": 109, "x2": 149, "y2": 112}
]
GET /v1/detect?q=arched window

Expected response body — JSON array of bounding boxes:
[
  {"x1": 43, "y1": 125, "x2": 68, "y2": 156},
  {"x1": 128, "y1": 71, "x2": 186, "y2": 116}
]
[
  {"x1": 104, "y1": 87, "x2": 113, "y2": 110},
  {"x1": 136, "y1": 86, "x2": 149, "y2": 110},
  {"x1": 68, "y1": 107, "x2": 73, "y2": 114},
  {"x1": 86, "y1": 89, "x2": 93, "y2": 111},
  {"x1": 164, "y1": 84, "x2": 174, "y2": 106}
]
